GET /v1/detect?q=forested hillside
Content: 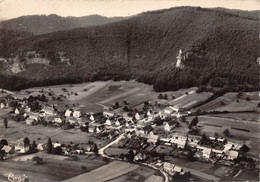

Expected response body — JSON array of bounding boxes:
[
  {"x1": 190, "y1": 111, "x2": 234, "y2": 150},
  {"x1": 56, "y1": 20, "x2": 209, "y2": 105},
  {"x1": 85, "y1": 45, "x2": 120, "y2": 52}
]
[
  {"x1": 0, "y1": 7, "x2": 259, "y2": 92},
  {"x1": 0, "y1": 14, "x2": 127, "y2": 35}
]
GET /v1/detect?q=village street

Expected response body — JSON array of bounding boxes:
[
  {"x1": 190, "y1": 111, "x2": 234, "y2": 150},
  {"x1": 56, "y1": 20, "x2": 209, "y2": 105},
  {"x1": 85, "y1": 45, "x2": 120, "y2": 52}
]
[{"x1": 98, "y1": 133, "x2": 125, "y2": 159}]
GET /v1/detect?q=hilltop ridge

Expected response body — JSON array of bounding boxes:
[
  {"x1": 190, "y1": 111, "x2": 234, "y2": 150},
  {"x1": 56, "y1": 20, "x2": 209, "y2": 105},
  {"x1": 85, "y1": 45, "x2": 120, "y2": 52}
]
[{"x1": 0, "y1": 7, "x2": 258, "y2": 92}]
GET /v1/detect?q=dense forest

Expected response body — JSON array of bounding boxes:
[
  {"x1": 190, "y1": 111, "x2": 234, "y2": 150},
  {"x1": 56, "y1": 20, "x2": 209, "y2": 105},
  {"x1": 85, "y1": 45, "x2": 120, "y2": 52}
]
[
  {"x1": 0, "y1": 7, "x2": 259, "y2": 92},
  {"x1": 0, "y1": 14, "x2": 127, "y2": 35}
]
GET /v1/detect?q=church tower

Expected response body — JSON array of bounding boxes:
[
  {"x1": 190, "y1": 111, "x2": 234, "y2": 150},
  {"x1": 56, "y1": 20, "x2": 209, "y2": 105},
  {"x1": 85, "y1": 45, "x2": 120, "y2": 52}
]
[{"x1": 176, "y1": 49, "x2": 183, "y2": 68}]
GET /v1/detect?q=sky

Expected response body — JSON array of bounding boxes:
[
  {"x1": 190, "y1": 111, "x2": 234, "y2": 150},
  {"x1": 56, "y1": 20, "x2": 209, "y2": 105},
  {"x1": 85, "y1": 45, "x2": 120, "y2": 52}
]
[{"x1": 0, "y1": 0, "x2": 259, "y2": 20}]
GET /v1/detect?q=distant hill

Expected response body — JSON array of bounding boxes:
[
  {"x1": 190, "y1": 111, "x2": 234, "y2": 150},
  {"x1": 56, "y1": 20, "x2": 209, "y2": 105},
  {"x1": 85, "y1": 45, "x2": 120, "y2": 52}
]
[
  {"x1": 0, "y1": 14, "x2": 128, "y2": 35},
  {"x1": 0, "y1": 7, "x2": 259, "y2": 92}
]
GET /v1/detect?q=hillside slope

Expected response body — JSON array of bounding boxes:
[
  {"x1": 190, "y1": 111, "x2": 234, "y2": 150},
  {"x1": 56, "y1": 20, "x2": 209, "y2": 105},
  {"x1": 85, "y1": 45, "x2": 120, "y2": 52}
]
[
  {"x1": 0, "y1": 7, "x2": 259, "y2": 91},
  {"x1": 0, "y1": 14, "x2": 127, "y2": 35}
]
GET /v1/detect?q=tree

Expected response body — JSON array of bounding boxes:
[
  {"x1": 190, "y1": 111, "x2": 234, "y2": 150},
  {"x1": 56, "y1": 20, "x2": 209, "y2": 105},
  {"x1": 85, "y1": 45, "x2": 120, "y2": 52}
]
[
  {"x1": 0, "y1": 139, "x2": 8, "y2": 149},
  {"x1": 223, "y1": 129, "x2": 230, "y2": 137},
  {"x1": 114, "y1": 101, "x2": 119, "y2": 108},
  {"x1": 189, "y1": 116, "x2": 198, "y2": 129},
  {"x1": 32, "y1": 156, "x2": 43, "y2": 164},
  {"x1": 240, "y1": 144, "x2": 250, "y2": 153},
  {"x1": 123, "y1": 101, "x2": 128, "y2": 105},
  {"x1": 31, "y1": 141, "x2": 37, "y2": 151},
  {"x1": 46, "y1": 138, "x2": 53, "y2": 153},
  {"x1": 23, "y1": 137, "x2": 30, "y2": 148},
  {"x1": 3, "y1": 118, "x2": 8, "y2": 128},
  {"x1": 52, "y1": 146, "x2": 62, "y2": 154},
  {"x1": 127, "y1": 150, "x2": 135, "y2": 162},
  {"x1": 158, "y1": 94, "x2": 163, "y2": 99},
  {"x1": 187, "y1": 149, "x2": 196, "y2": 161},
  {"x1": 163, "y1": 94, "x2": 168, "y2": 100},
  {"x1": 93, "y1": 144, "x2": 99, "y2": 155}
]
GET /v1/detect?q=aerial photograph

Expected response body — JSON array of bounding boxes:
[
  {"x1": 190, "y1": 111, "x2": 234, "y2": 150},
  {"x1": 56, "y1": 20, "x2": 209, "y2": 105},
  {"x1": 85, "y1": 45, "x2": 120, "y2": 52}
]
[{"x1": 0, "y1": 0, "x2": 259, "y2": 181}]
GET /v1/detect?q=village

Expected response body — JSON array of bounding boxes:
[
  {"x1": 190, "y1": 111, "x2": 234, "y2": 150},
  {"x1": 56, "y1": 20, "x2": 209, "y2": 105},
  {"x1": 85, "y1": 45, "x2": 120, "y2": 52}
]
[{"x1": 0, "y1": 81, "x2": 259, "y2": 182}]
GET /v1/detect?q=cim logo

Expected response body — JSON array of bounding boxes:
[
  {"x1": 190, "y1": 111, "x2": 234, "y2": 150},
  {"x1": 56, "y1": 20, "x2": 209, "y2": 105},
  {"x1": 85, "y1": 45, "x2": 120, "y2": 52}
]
[{"x1": 4, "y1": 173, "x2": 28, "y2": 182}]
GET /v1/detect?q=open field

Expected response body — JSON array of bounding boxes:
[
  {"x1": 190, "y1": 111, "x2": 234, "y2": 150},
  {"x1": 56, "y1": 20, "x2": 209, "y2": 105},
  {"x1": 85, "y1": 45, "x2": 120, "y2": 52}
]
[
  {"x1": 105, "y1": 147, "x2": 128, "y2": 156},
  {"x1": 63, "y1": 161, "x2": 159, "y2": 182},
  {"x1": 212, "y1": 100, "x2": 258, "y2": 112},
  {"x1": 11, "y1": 81, "x2": 200, "y2": 114},
  {"x1": 207, "y1": 112, "x2": 259, "y2": 122},
  {"x1": 0, "y1": 152, "x2": 106, "y2": 182},
  {"x1": 196, "y1": 115, "x2": 260, "y2": 138},
  {"x1": 108, "y1": 166, "x2": 162, "y2": 182},
  {"x1": 193, "y1": 92, "x2": 259, "y2": 112},
  {"x1": 168, "y1": 92, "x2": 213, "y2": 109}
]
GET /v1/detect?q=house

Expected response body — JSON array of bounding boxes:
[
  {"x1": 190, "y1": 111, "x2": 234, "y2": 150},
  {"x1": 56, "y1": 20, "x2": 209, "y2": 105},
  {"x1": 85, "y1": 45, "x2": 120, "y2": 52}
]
[
  {"x1": 209, "y1": 137, "x2": 216, "y2": 141},
  {"x1": 105, "y1": 119, "x2": 113, "y2": 126},
  {"x1": 135, "y1": 113, "x2": 141, "y2": 120},
  {"x1": 164, "y1": 121, "x2": 175, "y2": 132},
  {"x1": 173, "y1": 165, "x2": 183, "y2": 173},
  {"x1": 53, "y1": 143, "x2": 61, "y2": 148},
  {"x1": 66, "y1": 117, "x2": 78, "y2": 125},
  {"x1": 88, "y1": 125, "x2": 95, "y2": 133},
  {"x1": 164, "y1": 107, "x2": 174, "y2": 114},
  {"x1": 103, "y1": 111, "x2": 114, "y2": 118},
  {"x1": 42, "y1": 105, "x2": 56, "y2": 116},
  {"x1": 115, "y1": 118, "x2": 124, "y2": 126},
  {"x1": 217, "y1": 138, "x2": 226, "y2": 143},
  {"x1": 148, "y1": 132, "x2": 159, "y2": 145},
  {"x1": 159, "y1": 111, "x2": 168, "y2": 119},
  {"x1": 37, "y1": 144, "x2": 44, "y2": 151},
  {"x1": 90, "y1": 115, "x2": 95, "y2": 121},
  {"x1": 0, "y1": 103, "x2": 5, "y2": 109},
  {"x1": 202, "y1": 147, "x2": 212, "y2": 159},
  {"x1": 225, "y1": 150, "x2": 239, "y2": 160},
  {"x1": 15, "y1": 108, "x2": 20, "y2": 115},
  {"x1": 28, "y1": 112, "x2": 39, "y2": 121},
  {"x1": 73, "y1": 111, "x2": 81, "y2": 118},
  {"x1": 147, "y1": 111, "x2": 151, "y2": 116},
  {"x1": 187, "y1": 135, "x2": 201, "y2": 147},
  {"x1": 170, "y1": 133, "x2": 187, "y2": 149},
  {"x1": 53, "y1": 117, "x2": 63, "y2": 124},
  {"x1": 163, "y1": 162, "x2": 175, "y2": 175},
  {"x1": 134, "y1": 152, "x2": 147, "y2": 161},
  {"x1": 26, "y1": 118, "x2": 36, "y2": 125},
  {"x1": 15, "y1": 139, "x2": 29, "y2": 153},
  {"x1": 197, "y1": 146, "x2": 212, "y2": 159},
  {"x1": 65, "y1": 110, "x2": 72, "y2": 117},
  {"x1": 1, "y1": 145, "x2": 13, "y2": 154},
  {"x1": 24, "y1": 107, "x2": 31, "y2": 113}
]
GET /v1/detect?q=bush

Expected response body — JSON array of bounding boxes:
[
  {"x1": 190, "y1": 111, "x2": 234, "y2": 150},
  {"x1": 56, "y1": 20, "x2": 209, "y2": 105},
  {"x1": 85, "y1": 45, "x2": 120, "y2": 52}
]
[{"x1": 32, "y1": 156, "x2": 43, "y2": 164}]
